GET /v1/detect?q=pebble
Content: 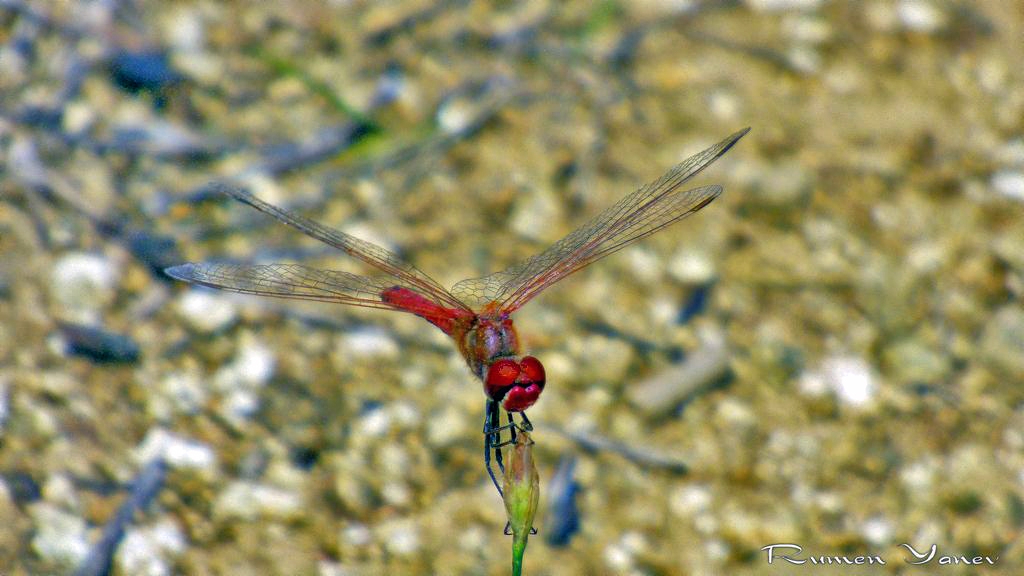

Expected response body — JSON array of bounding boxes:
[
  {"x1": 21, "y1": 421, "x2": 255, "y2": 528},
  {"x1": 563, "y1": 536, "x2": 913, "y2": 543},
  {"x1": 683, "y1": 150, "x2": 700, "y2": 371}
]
[
  {"x1": 213, "y1": 338, "x2": 277, "y2": 392},
  {"x1": 861, "y1": 516, "x2": 893, "y2": 545},
  {"x1": 897, "y1": 0, "x2": 946, "y2": 33},
  {"x1": 510, "y1": 185, "x2": 562, "y2": 242},
  {"x1": 51, "y1": 252, "x2": 120, "y2": 319},
  {"x1": 571, "y1": 335, "x2": 634, "y2": 384},
  {"x1": 604, "y1": 531, "x2": 649, "y2": 572},
  {"x1": 980, "y1": 305, "x2": 1024, "y2": 378},
  {"x1": 882, "y1": 339, "x2": 951, "y2": 384},
  {"x1": 116, "y1": 518, "x2": 187, "y2": 576},
  {"x1": 426, "y1": 405, "x2": 468, "y2": 447},
  {"x1": 29, "y1": 502, "x2": 90, "y2": 566},
  {"x1": 745, "y1": 0, "x2": 822, "y2": 11},
  {"x1": 900, "y1": 460, "x2": 936, "y2": 492},
  {"x1": 626, "y1": 247, "x2": 664, "y2": 284},
  {"x1": 109, "y1": 50, "x2": 184, "y2": 93},
  {"x1": 707, "y1": 90, "x2": 741, "y2": 122},
  {"x1": 219, "y1": 389, "x2": 261, "y2": 428},
  {"x1": 41, "y1": 474, "x2": 79, "y2": 511},
  {"x1": 165, "y1": 7, "x2": 205, "y2": 52},
  {"x1": 63, "y1": 101, "x2": 97, "y2": 134},
  {"x1": 57, "y1": 322, "x2": 140, "y2": 363},
  {"x1": 799, "y1": 356, "x2": 877, "y2": 407},
  {"x1": 436, "y1": 98, "x2": 473, "y2": 136},
  {"x1": 991, "y1": 170, "x2": 1024, "y2": 202},
  {"x1": 783, "y1": 15, "x2": 832, "y2": 44},
  {"x1": 355, "y1": 405, "x2": 392, "y2": 438},
  {"x1": 175, "y1": 290, "x2": 238, "y2": 333},
  {"x1": 670, "y1": 484, "x2": 713, "y2": 517},
  {"x1": 377, "y1": 519, "x2": 421, "y2": 556},
  {"x1": 214, "y1": 481, "x2": 303, "y2": 520},
  {"x1": 669, "y1": 248, "x2": 716, "y2": 284},
  {"x1": 153, "y1": 370, "x2": 208, "y2": 418},
  {"x1": 340, "y1": 522, "x2": 372, "y2": 548},
  {"x1": 339, "y1": 327, "x2": 399, "y2": 359},
  {"x1": 750, "y1": 159, "x2": 814, "y2": 206},
  {"x1": 135, "y1": 428, "x2": 217, "y2": 473}
]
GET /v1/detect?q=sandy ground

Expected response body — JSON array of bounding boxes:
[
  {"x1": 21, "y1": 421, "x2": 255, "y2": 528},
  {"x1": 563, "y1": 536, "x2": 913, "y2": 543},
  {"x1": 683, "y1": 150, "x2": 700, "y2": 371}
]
[{"x1": 2, "y1": 1, "x2": 1023, "y2": 574}]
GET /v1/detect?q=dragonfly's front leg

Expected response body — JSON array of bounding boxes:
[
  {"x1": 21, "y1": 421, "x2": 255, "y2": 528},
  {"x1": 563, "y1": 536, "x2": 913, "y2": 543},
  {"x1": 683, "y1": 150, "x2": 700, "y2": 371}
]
[
  {"x1": 518, "y1": 410, "x2": 533, "y2": 432},
  {"x1": 483, "y1": 399, "x2": 505, "y2": 496}
]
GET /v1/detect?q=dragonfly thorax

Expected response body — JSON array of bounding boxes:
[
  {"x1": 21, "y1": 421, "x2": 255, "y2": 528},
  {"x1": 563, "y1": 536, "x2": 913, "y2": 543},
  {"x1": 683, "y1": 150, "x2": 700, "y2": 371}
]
[
  {"x1": 458, "y1": 313, "x2": 546, "y2": 412},
  {"x1": 460, "y1": 313, "x2": 521, "y2": 378}
]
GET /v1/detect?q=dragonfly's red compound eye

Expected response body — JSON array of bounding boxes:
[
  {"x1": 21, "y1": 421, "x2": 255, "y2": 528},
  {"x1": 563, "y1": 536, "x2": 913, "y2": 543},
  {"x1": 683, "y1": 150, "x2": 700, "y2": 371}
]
[
  {"x1": 485, "y1": 359, "x2": 520, "y2": 400},
  {"x1": 518, "y1": 356, "x2": 545, "y2": 386}
]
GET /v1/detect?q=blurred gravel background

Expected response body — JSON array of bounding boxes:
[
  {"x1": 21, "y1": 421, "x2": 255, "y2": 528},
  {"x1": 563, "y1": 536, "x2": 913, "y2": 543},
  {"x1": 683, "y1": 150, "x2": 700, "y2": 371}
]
[{"x1": 1, "y1": 1, "x2": 1023, "y2": 575}]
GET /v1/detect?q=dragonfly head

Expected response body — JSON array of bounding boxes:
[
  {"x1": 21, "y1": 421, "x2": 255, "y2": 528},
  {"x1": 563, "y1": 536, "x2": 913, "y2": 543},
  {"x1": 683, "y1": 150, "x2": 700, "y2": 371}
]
[{"x1": 484, "y1": 356, "x2": 546, "y2": 412}]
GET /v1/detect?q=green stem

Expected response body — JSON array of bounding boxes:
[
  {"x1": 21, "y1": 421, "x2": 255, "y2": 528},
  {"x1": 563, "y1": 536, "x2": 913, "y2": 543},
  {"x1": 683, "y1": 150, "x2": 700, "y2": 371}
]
[{"x1": 512, "y1": 533, "x2": 528, "y2": 576}]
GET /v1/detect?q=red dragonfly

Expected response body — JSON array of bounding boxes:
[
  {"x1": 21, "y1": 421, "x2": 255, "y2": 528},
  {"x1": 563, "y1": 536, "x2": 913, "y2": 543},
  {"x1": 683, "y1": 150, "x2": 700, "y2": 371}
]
[{"x1": 166, "y1": 128, "x2": 748, "y2": 494}]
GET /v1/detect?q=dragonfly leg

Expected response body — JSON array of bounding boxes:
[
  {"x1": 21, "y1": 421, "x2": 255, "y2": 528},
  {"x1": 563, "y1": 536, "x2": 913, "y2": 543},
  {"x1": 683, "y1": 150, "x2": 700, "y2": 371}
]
[
  {"x1": 483, "y1": 404, "x2": 536, "y2": 496},
  {"x1": 519, "y1": 410, "x2": 533, "y2": 432},
  {"x1": 507, "y1": 410, "x2": 518, "y2": 444},
  {"x1": 483, "y1": 399, "x2": 505, "y2": 497}
]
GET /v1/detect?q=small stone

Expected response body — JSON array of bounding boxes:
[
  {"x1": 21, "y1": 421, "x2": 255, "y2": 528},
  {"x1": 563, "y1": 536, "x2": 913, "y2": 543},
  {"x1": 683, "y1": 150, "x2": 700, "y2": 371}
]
[
  {"x1": 63, "y1": 101, "x2": 97, "y2": 134},
  {"x1": 41, "y1": 474, "x2": 79, "y2": 510},
  {"x1": 745, "y1": 0, "x2": 822, "y2": 11},
  {"x1": 707, "y1": 90, "x2": 741, "y2": 122},
  {"x1": 218, "y1": 389, "x2": 261, "y2": 428},
  {"x1": 427, "y1": 405, "x2": 468, "y2": 447},
  {"x1": 52, "y1": 252, "x2": 120, "y2": 318},
  {"x1": 991, "y1": 170, "x2": 1024, "y2": 202},
  {"x1": 787, "y1": 46, "x2": 822, "y2": 75},
  {"x1": 232, "y1": 339, "x2": 276, "y2": 386},
  {"x1": 339, "y1": 328, "x2": 399, "y2": 359},
  {"x1": 211, "y1": 337, "x2": 276, "y2": 426},
  {"x1": 377, "y1": 519, "x2": 420, "y2": 556},
  {"x1": 214, "y1": 481, "x2": 303, "y2": 520},
  {"x1": 897, "y1": 0, "x2": 946, "y2": 33},
  {"x1": 436, "y1": 99, "x2": 473, "y2": 135},
  {"x1": 783, "y1": 15, "x2": 832, "y2": 44},
  {"x1": 30, "y1": 503, "x2": 89, "y2": 566},
  {"x1": 135, "y1": 428, "x2": 217, "y2": 472},
  {"x1": 571, "y1": 335, "x2": 634, "y2": 384},
  {"x1": 901, "y1": 460, "x2": 935, "y2": 491},
  {"x1": 355, "y1": 405, "x2": 391, "y2": 438},
  {"x1": 175, "y1": 290, "x2": 238, "y2": 333},
  {"x1": 752, "y1": 160, "x2": 813, "y2": 206},
  {"x1": 980, "y1": 306, "x2": 1024, "y2": 378},
  {"x1": 116, "y1": 519, "x2": 187, "y2": 576},
  {"x1": 165, "y1": 7, "x2": 205, "y2": 52},
  {"x1": 882, "y1": 339, "x2": 951, "y2": 384},
  {"x1": 626, "y1": 247, "x2": 664, "y2": 284},
  {"x1": 669, "y1": 248, "x2": 716, "y2": 284},
  {"x1": 861, "y1": 516, "x2": 893, "y2": 545},
  {"x1": 380, "y1": 481, "x2": 411, "y2": 507},
  {"x1": 154, "y1": 370, "x2": 208, "y2": 417},
  {"x1": 800, "y1": 356, "x2": 877, "y2": 407},
  {"x1": 341, "y1": 522, "x2": 372, "y2": 547},
  {"x1": 510, "y1": 185, "x2": 562, "y2": 242},
  {"x1": 670, "y1": 484, "x2": 712, "y2": 517}
]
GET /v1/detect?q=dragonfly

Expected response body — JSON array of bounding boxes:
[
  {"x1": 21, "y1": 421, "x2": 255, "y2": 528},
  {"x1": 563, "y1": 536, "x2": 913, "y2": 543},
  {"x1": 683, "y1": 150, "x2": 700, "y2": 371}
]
[{"x1": 165, "y1": 127, "x2": 749, "y2": 495}]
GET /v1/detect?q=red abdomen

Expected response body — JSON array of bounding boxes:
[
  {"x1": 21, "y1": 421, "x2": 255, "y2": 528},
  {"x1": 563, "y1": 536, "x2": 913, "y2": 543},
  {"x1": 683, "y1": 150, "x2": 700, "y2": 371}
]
[{"x1": 380, "y1": 287, "x2": 474, "y2": 336}]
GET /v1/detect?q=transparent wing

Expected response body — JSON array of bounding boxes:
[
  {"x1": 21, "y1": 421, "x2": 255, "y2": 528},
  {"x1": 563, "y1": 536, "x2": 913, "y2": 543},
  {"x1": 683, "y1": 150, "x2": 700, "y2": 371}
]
[
  {"x1": 195, "y1": 183, "x2": 472, "y2": 313},
  {"x1": 451, "y1": 128, "x2": 748, "y2": 312},
  {"x1": 165, "y1": 262, "x2": 406, "y2": 310}
]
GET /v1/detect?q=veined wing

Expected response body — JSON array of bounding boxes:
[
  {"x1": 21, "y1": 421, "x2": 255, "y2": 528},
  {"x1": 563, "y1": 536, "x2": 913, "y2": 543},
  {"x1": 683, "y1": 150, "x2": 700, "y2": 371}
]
[
  {"x1": 165, "y1": 262, "x2": 402, "y2": 310},
  {"x1": 183, "y1": 182, "x2": 472, "y2": 313},
  {"x1": 451, "y1": 128, "x2": 748, "y2": 312}
]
